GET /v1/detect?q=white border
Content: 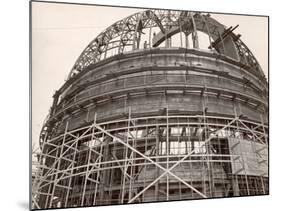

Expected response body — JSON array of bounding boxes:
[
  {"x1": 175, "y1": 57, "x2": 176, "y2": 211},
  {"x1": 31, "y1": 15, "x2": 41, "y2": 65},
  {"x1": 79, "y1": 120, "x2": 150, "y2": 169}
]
[{"x1": 0, "y1": 0, "x2": 279, "y2": 211}]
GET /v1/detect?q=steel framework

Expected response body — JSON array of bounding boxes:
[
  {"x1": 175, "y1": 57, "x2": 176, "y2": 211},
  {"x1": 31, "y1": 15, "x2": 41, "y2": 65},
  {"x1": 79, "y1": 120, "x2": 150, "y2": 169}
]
[{"x1": 32, "y1": 9, "x2": 268, "y2": 209}]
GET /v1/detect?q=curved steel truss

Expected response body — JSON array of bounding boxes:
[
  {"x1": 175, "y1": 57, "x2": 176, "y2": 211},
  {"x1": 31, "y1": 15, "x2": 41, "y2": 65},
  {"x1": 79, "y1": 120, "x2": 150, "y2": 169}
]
[{"x1": 69, "y1": 10, "x2": 265, "y2": 79}]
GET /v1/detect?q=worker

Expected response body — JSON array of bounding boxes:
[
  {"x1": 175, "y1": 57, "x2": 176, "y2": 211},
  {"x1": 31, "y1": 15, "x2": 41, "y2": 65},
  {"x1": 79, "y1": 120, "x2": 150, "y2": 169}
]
[{"x1": 144, "y1": 41, "x2": 147, "y2": 49}]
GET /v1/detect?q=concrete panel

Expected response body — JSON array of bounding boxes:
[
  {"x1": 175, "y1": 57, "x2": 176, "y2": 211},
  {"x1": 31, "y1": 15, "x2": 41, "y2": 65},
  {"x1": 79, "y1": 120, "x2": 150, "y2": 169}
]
[{"x1": 228, "y1": 138, "x2": 268, "y2": 177}]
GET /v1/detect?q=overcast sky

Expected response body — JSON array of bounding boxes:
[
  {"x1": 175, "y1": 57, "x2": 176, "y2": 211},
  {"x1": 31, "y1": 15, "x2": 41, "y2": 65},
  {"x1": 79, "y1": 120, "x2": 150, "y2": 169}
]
[{"x1": 32, "y1": 2, "x2": 268, "y2": 150}]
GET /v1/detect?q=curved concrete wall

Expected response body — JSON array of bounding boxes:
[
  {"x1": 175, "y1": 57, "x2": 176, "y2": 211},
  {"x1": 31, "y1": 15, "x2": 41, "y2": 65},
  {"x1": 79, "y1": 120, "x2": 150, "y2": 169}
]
[{"x1": 47, "y1": 48, "x2": 268, "y2": 134}]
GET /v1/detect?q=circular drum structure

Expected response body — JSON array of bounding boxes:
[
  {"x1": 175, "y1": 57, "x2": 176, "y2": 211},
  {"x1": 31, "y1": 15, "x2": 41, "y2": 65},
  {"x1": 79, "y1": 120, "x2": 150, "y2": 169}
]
[{"x1": 32, "y1": 10, "x2": 268, "y2": 209}]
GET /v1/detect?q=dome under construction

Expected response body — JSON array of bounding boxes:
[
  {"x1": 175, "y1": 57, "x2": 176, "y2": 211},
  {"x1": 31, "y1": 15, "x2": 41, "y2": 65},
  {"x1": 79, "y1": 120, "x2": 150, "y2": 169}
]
[{"x1": 32, "y1": 9, "x2": 268, "y2": 209}]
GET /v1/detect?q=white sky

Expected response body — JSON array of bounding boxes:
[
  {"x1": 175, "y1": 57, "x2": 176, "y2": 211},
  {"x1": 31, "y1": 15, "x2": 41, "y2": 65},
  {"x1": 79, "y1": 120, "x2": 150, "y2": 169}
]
[{"x1": 32, "y1": 2, "x2": 268, "y2": 150}]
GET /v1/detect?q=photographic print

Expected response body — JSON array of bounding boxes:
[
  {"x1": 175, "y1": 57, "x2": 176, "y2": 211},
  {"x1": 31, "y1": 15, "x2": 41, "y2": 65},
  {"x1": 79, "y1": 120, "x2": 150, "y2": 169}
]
[{"x1": 31, "y1": 1, "x2": 269, "y2": 209}]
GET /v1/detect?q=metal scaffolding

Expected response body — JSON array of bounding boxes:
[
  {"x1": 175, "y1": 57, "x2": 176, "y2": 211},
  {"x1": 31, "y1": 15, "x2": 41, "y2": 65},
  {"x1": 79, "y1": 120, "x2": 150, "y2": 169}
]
[{"x1": 32, "y1": 113, "x2": 268, "y2": 208}]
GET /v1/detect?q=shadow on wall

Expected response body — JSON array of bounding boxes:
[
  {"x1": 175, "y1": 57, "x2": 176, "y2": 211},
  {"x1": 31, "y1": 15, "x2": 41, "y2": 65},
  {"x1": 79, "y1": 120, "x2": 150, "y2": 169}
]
[{"x1": 17, "y1": 201, "x2": 29, "y2": 210}]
